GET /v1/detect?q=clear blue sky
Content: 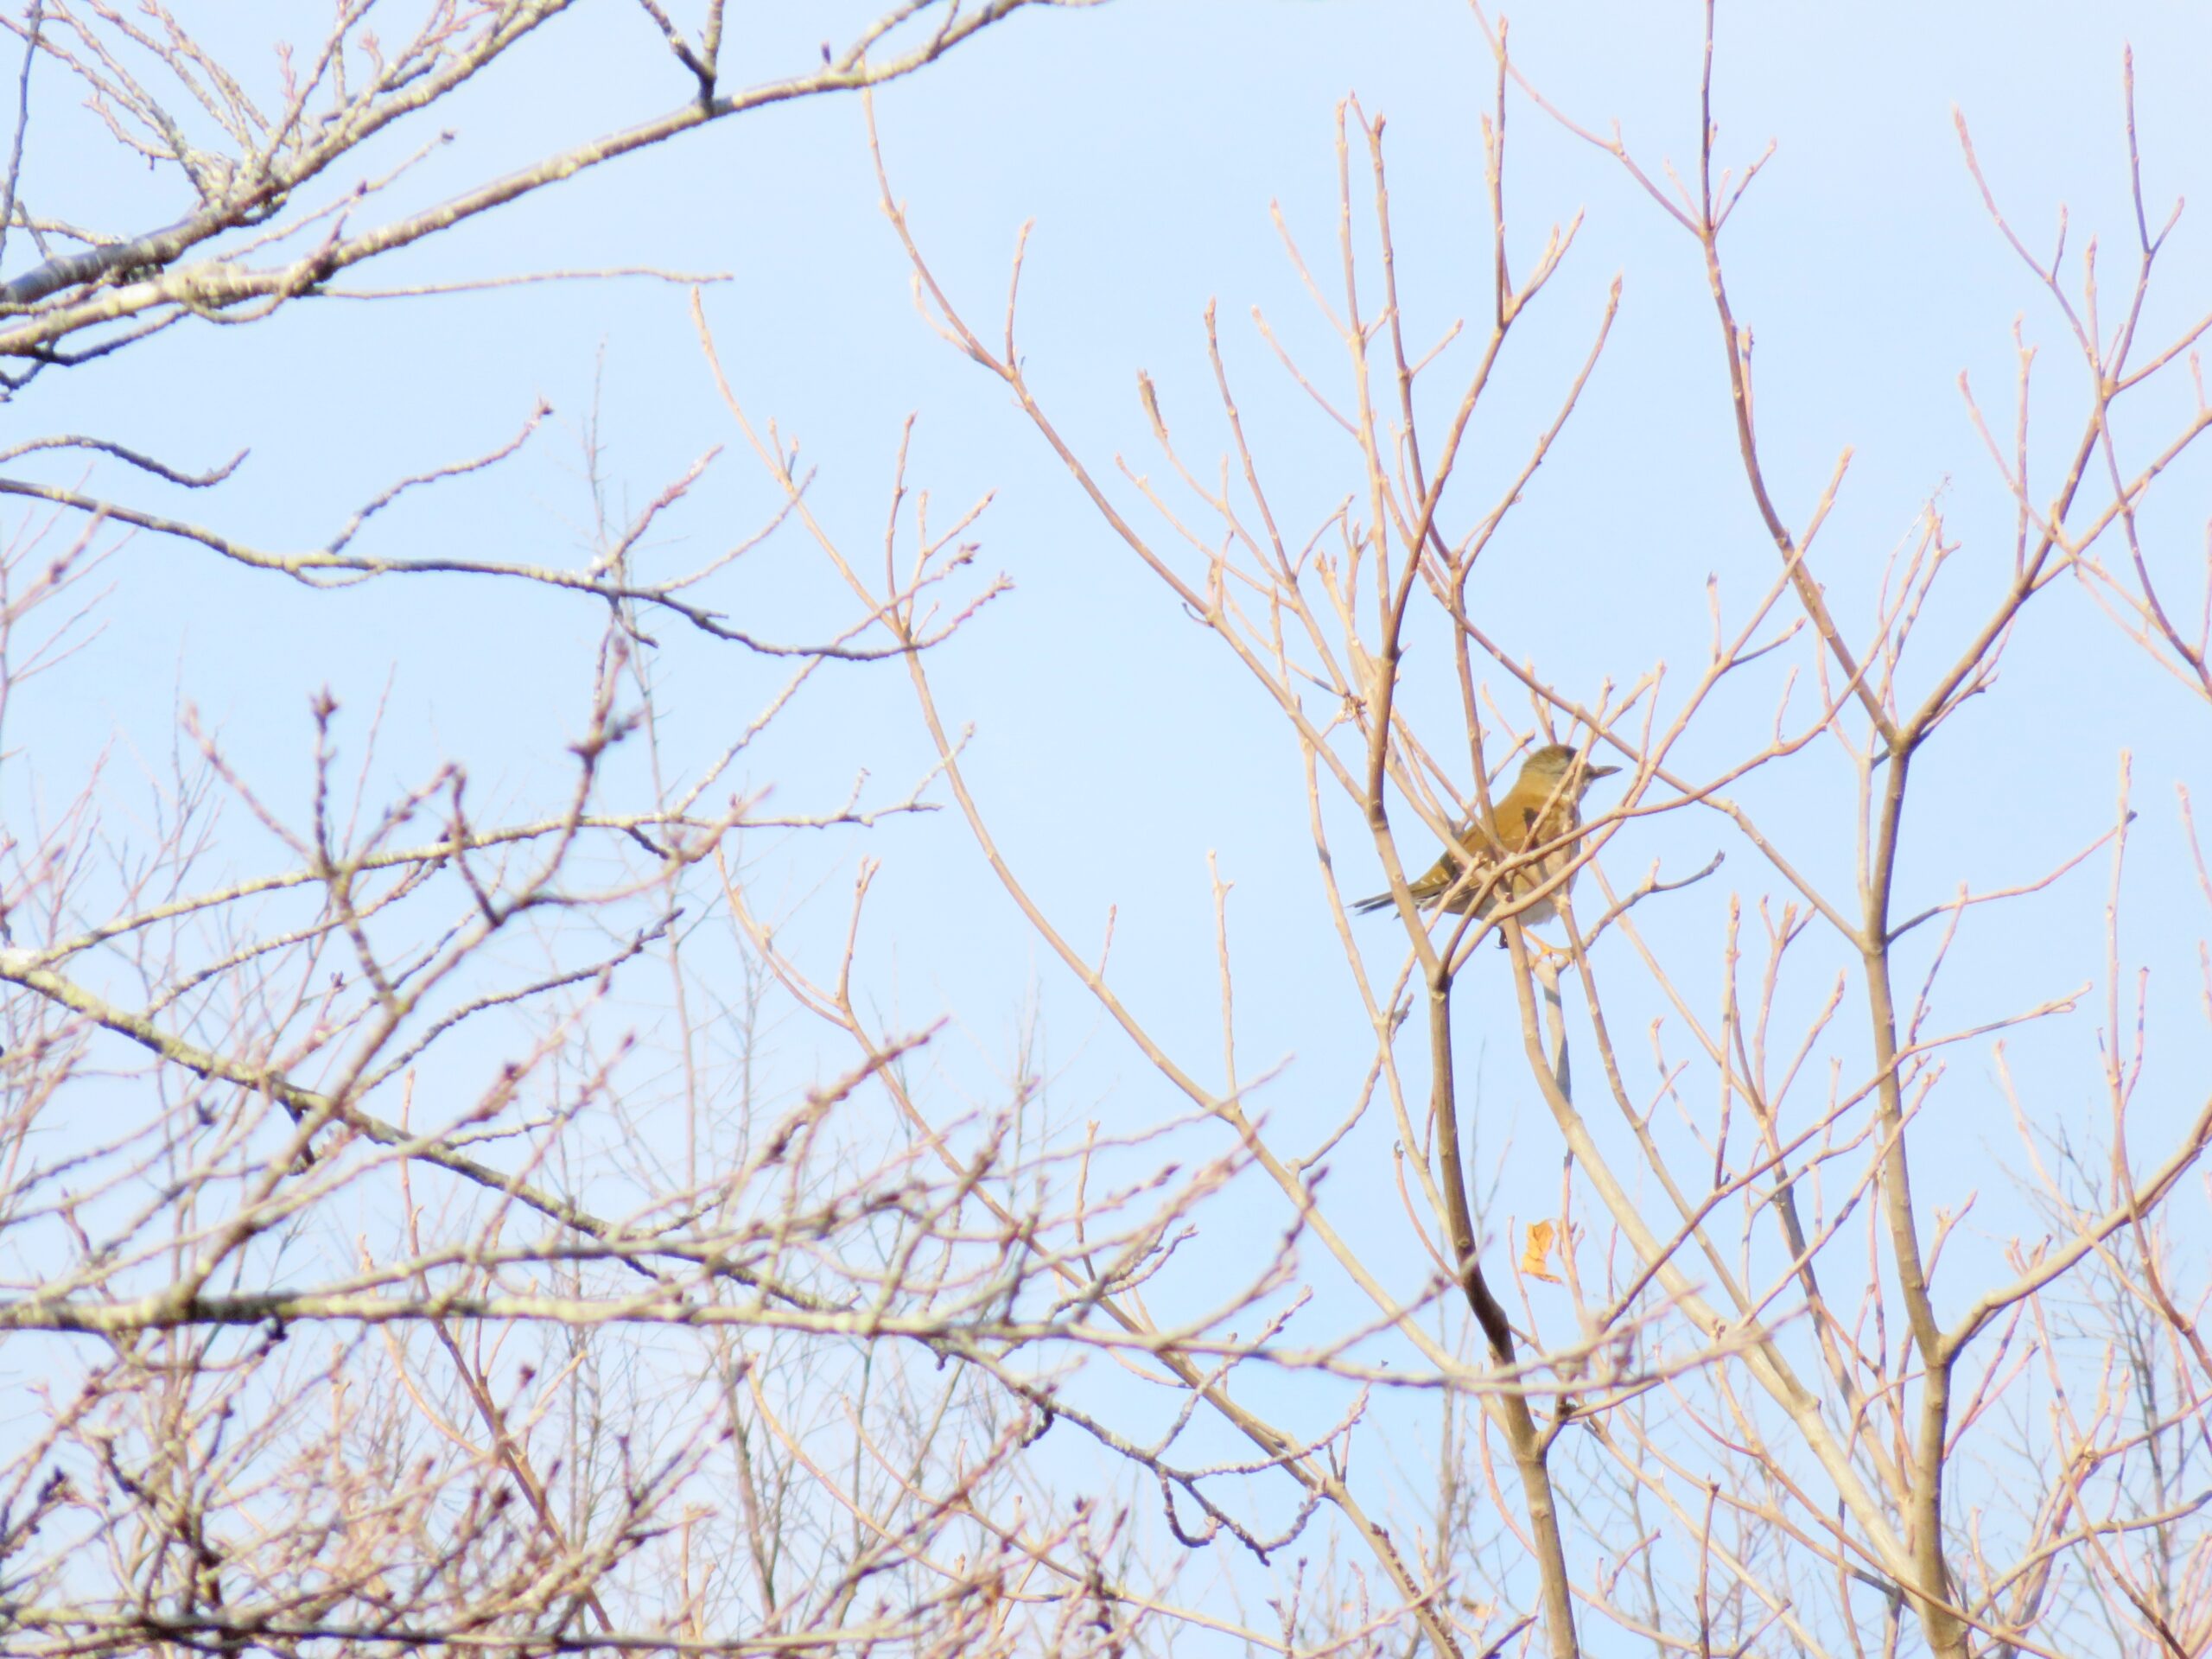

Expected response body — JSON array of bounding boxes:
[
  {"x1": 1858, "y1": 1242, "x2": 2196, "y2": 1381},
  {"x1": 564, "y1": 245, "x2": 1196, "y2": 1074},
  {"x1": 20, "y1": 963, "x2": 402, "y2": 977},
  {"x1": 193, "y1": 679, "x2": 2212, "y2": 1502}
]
[{"x1": 16, "y1": 0, "x2": 2212, "y2": 1642}]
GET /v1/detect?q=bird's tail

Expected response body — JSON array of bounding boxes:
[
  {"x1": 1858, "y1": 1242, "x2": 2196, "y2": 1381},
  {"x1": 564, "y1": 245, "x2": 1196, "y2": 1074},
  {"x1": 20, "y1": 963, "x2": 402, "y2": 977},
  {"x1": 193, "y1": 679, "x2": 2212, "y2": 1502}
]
[{"x1": 1351, "y1": 892, "x2": 1400, "y2": 915}]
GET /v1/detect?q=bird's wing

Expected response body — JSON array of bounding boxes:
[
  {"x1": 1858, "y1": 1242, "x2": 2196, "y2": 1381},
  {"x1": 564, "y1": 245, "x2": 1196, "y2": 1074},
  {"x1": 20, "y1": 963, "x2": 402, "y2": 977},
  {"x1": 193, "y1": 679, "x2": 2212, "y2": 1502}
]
[
  {"x1": 1456, "y1": 817, "x2": 1510, "y2": 861},
  {"x1": 1480, "y1": 800, "x2": 1536, "y2": 855}
]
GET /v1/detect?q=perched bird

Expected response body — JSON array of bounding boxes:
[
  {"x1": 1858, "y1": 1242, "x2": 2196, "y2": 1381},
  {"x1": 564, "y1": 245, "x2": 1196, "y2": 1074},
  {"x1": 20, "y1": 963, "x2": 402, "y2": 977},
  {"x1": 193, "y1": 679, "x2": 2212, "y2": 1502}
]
[{"x1": 1355, "y1": 743, "x2": 1622, "y2": 925}]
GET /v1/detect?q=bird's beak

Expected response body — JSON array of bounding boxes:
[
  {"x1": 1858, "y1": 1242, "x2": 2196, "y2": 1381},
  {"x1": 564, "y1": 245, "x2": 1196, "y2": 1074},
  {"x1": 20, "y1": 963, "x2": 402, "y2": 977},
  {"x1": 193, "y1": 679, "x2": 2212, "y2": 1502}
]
[{"x1": 1586, "y1": 763, "x2": 1622, "y2": 780}]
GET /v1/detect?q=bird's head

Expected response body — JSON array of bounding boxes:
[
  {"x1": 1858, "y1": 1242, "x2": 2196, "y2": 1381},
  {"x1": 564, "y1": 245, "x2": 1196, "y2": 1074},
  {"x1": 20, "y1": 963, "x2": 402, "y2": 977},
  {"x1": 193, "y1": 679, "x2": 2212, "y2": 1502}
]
[{"x1": 1517, "y1": 742, "x2": 1621, "y2": 794}]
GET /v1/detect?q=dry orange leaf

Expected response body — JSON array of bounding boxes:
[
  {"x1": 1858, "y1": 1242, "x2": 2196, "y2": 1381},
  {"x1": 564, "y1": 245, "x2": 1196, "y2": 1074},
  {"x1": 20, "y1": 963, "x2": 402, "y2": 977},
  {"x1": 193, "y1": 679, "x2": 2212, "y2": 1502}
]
[{"x1": 1521, "y1": 1220, "x2": 1564, "y2": 1284}]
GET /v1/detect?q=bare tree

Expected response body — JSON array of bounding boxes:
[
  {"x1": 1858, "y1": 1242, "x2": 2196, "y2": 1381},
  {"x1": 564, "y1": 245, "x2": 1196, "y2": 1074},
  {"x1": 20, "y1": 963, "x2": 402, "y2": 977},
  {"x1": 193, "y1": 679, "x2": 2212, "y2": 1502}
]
[
  {"x1": 0, "y1": 4, "x2": 1214, "y2": 1656},
  {"x1": 3, "y1": 3, "x2": 2209, "y2": 1658},
  {"x1": 789, "y1": 6, "x2": 2211, "y2": 1656}
]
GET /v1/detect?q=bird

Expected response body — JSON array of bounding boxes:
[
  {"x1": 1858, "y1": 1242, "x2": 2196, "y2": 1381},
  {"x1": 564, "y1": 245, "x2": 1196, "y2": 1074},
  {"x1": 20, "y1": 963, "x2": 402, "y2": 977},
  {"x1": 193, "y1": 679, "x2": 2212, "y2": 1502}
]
[{"x1": 1354, "y1": 743, "x2": 1622, "y2": 927}]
